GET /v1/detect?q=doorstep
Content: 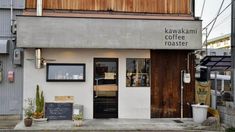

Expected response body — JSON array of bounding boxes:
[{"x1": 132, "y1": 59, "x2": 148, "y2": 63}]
[
  {"x1": 0, "y1": 115, "x2": 21, "y2": 130},
  {"x1": 14, "y1": 118, "x2": 224, "y2": 131}
]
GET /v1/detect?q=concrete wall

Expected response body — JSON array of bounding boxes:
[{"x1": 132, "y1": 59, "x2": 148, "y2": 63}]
[
  {"x1": 23, "y1": 49, "x2": 150, "y2": 119},
  {"x1": 17, "y1": 16, "x2": 202, "y2": 50},
  {"x1": 218, "y1": 106, "x2": 235, "y2": 127}
]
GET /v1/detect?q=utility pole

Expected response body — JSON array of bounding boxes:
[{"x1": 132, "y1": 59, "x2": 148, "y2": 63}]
[{"x1": 231, "y1": 0, "x2": 235, "y2": 104}]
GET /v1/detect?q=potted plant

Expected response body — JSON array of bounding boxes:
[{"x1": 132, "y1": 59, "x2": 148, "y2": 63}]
[
  {"x1": 33, "y1": 85, "x2": 45, "y2": 119},
  {"x1": 23, "y1": 98, "x2": 34, "y2": 127},
  {"x1": 73, "y1": 113, "x2": 83, "y2": 127}
]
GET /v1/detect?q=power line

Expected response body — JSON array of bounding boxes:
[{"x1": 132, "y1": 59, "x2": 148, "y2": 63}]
[
  {"x1": 200, "y1": 0, "x2": 206, "y2": 18},
  {"x1": 203, "y1": 1, "x2": 231, "y2": 31},
  {"x1": 207, "y1": 0, "x2": 225, "y2": 38},
  {"x1": 203, "y1": 0, "x2": 225, "y2": 46},
  {"x1": 213, "y1": 13, "x2": 231, "y2": 30}
]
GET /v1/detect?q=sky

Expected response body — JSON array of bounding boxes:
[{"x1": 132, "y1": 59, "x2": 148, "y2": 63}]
[{"x1": 195, "y1": 0, "x2": 231, "y2": 40}]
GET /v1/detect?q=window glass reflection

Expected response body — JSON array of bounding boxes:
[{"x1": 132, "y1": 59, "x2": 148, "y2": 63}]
[{"x1": 126, "y1": 58, "x2": 150, "y2": 87}]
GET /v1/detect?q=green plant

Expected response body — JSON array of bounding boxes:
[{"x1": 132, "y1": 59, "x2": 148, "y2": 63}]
[
  {"x1": 24, "y1": 98, "x2": 34, "y2": 119},
  {"x1": 73, "y1": 114, "x2": 83, "y2": 120},
  {"x1": 226, "y1": 127, "x2": 235, "y2": 132},
  {"x1": 35, "y1": 85, "x2": 44, "y2": 114},
  {"x1": 40, "y1": 91, "x2": 44, "y2": 112}
]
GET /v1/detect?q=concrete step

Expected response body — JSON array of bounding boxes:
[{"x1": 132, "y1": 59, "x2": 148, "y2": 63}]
[
  {"x1": 0, "y1": 115, "x2": 20, "y2": 120},
  {"x1": 0, "y1": 121, "x2": 19, "y2": 129},
  {"x1": 0, "y1": 115, "x2": 21, "y2": 130}
]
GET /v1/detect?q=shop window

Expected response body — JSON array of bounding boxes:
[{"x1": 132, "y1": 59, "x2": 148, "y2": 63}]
[
  {"x1": 126, "y1": 58, "x2": 150, "y2": 87},
  {"x1": 46, "y1": 63, "x2": 85, "y2": 82}
]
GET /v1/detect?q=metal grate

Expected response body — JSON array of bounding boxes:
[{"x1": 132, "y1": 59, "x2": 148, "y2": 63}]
[{"x1": 173, "y1": 120, "x2": 184, "y2": 123}]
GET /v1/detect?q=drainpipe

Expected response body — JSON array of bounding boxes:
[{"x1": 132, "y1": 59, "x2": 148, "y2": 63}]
[
  {"x1": 35, "y1": 1, "x2": 43, "y2": 69},
  {"x1": 37, "y1": 0, "x2": 43, "y2": 16},
  {"x1": 10, "y1": 0, "x2": 13, "y2": 37},
  {"x1": 180, "y1": 70, "x2": 186, "y2": 119},
  {"x1": 192, "y1": 0, "x2": 195, "y2": 17},
  {"x1": 10, "y1": 0, "x2": 13, "y2": 26}
]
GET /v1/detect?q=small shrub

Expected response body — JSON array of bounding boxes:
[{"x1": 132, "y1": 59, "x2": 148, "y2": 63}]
[
  {"x1": 226, "y1": 127, "x2": 235, "y2": 132},
  {"x1": 73, "y1": 114, "x2": 83, "y2": 120},
  {"x1": 24, "y1": 98, "x2": 34, "y2": 118}
]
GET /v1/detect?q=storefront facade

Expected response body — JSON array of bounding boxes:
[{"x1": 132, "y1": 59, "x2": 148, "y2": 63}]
[
  {"x1": 23, "y1": 49, "x2": 150, "y2": 119},
  {"x1": 17, "y1": 0, "x2": 201, "y2": 119}
]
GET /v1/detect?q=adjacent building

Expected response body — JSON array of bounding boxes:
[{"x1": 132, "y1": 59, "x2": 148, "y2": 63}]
[
  {"x1": 0, "y1": 0, "x2": 24, "y2": 117},
  {"x1": 16, "y1": 0, "x2": 202, "y2": 119},
  {"x1": 207, "y1": 34, "x2": 231, "y2": 49}
]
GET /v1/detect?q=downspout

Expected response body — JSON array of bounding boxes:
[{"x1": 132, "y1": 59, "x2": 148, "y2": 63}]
[
  {"x1": 192, "y1": 0, "x2": 195, "y2": 17},
  {"x1": 10, "y1": 0, "x2": 15, "y2": 55},
  {"x1": 189, "y1": 0, "x2": 195, "y2": 17},
  {"x1": 180, "y1": 70, "x2": 185, "y2": 119},
  {"x1": 35, "y1": 0, "x2": 43, "y2": 69},
  {"x1": 37, "y1": 0, "x2": 43, "y2": 16},
  {"x1": 10, "y1": 0, "x2": 13, "y2": 26}
]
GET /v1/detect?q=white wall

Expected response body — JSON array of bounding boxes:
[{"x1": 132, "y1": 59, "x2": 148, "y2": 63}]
[{"x1": 23, "y1": 49, "x2": 150, "y2": 119}]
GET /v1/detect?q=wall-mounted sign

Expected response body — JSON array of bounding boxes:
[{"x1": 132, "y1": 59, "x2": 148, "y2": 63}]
[
  {"x1": 164, "y1": 28, "x2": 198, "y2": 48},
  {"x1": 17, "y1": 16, "x2": 202, "y2": 50}
]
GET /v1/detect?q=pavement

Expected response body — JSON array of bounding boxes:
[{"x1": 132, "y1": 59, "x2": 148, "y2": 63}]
[{"x1": 12, "y1": 118, "x2": 225, "y2": 132}]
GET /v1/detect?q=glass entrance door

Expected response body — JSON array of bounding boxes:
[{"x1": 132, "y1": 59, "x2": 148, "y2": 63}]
[{"x1": 94, "y1": 58, "x2": 118, "y2": 118}]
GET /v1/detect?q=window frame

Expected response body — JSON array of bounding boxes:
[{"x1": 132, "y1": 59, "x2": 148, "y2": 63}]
[{"x1": 46, "y1": 63, "x2": 86, "y2": 82}]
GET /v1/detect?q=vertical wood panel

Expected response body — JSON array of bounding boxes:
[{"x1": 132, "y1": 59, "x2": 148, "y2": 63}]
[
  {"x1": 151, "y1": 50, "x2": 195, "y2": 118},
  {"x1": 25, "y1": 0, "x2": 192, "y2": 14}
]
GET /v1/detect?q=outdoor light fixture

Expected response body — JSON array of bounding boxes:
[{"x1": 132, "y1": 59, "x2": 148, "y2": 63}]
[
  {"x1": 35, "y1": 48, "x2": 42, "y2": 69},
  {"x1": 26, "y1": 48, "x2": 56, "y2": 69}
]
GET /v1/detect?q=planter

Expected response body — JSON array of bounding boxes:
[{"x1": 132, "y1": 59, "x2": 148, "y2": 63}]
[
  {"x1": 191, "y1": 104, "x2": 209, "y2": 123},
  {"x1": 24, "y1": 118, "x2": 33, "y2": 127},
  {"x1": 74, "y1": 120, "x2": 83, "y2": 127},
  {"x1": 33, "y1": 118, "x2": 48, "y2": 123},
  {"x1": 33, "y1": 112, "x2": 44, "y2": 119}
]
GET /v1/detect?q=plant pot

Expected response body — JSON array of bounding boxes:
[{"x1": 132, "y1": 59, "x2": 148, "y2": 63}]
[
  {"x1": 74, "y1": 120, "x2": 83, "y2": 127},
  {"x1": 33, "y1": 118, "x2": 48, "y2": 122},
  {"x1": 24, "y1": 118, "x2": 33, "y2": 127},
  {"x1": 33, "y1": 112, "x2": 43, "y2": 119}
]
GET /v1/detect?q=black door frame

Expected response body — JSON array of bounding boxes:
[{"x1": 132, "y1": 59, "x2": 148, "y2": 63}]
[{"x1": 93, "y1": 58, "x2": 119, "y2": 118}]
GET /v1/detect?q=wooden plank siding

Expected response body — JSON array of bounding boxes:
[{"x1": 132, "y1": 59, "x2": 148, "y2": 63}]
[
  {"x1": 25, "y1": 0, "x2": 192, "y2": 14},
  {"x1": 151, "y1": 50, "x2": 195, "y2": 118}
]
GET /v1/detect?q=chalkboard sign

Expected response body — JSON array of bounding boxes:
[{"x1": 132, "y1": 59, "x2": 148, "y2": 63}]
[{"x1": 45, "y1": 102, "x2": 73, "y2": 120}]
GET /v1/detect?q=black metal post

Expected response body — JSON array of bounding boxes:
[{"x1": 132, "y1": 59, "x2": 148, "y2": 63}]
[
  {"x1": 215, "y1": 72, "x2": 218, "y2": 108},
  {"x1": 231, "y1": 0, "x2": 235, "y2": 104}
]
